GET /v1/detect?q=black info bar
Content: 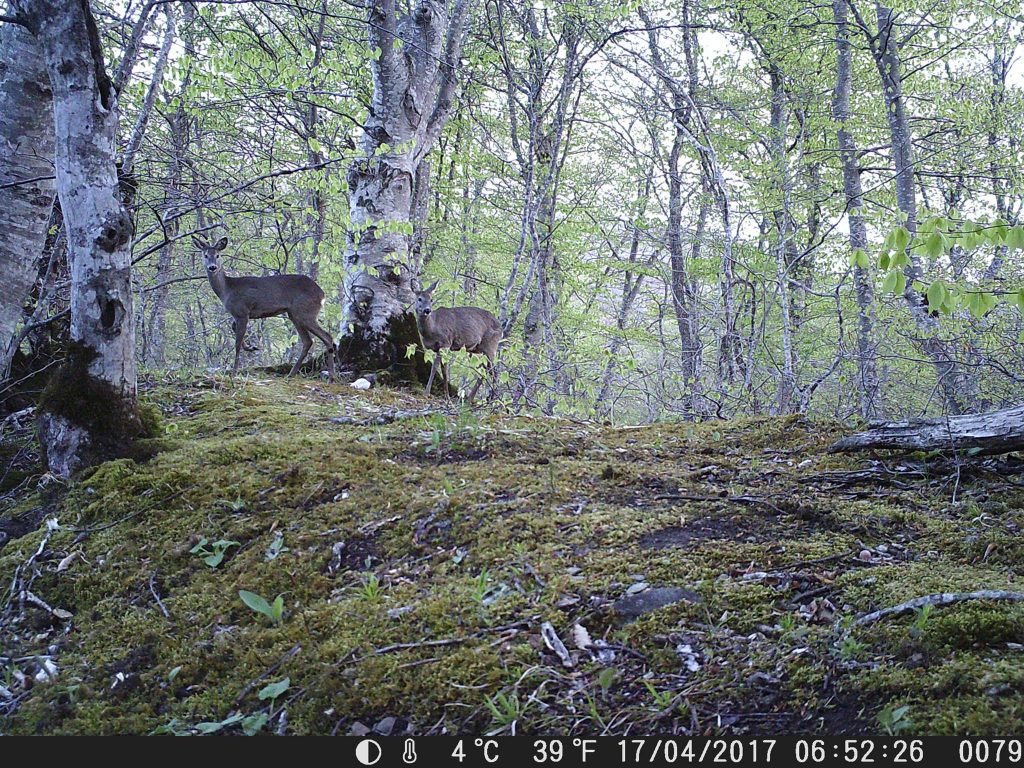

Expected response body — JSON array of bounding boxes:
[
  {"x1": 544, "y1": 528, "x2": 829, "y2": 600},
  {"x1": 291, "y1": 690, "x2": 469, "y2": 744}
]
[{"x1": 332, "y1": 737, "x2": 1013, "y2": 767}]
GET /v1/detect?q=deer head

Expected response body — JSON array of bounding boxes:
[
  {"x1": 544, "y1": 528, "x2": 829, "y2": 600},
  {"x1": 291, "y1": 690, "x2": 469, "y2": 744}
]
[
  {"x1": 194, "y1": 236, "x2": 229, "y2": 274},
  {"x1": 413, "y1": 279, "x2": 439, "y2": 319}
]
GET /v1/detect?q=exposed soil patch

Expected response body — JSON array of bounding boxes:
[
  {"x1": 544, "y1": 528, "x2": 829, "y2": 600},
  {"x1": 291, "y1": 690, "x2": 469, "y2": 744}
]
[
  {"x1": 638, "y1": 511, "x2": 816, "y2": 550},
  {"x1": 0, "y1": 506, "x2": 48, "y2": 550},
  {"x1": 324, "y1": 534, "x2": 379, "y2": 574}
]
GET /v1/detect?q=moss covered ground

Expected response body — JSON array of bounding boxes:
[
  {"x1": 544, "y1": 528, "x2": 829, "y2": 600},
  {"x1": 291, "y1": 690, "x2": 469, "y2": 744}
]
[{"x1": 1, "y1": 375, "x2": 1023, "y2": 735}]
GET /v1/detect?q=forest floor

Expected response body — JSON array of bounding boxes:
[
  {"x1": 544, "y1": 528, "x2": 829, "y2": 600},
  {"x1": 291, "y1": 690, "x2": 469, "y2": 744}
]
[{"x1": 1, "y1": 375, "x2": 1023, "y2": 736}]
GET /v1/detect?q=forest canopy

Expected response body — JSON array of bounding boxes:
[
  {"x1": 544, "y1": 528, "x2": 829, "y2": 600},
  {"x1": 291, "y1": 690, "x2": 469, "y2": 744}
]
[{"x1": 1, "y1": 0, "x2": 1022, "y2": 420}]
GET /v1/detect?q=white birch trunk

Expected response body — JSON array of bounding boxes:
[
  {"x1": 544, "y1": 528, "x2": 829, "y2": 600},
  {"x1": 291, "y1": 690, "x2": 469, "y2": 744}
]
[
  {"x1": 0, "y1": 22, "x2": 55, "y2": 379},
  {"x1": 16, "y1": 0, "x2": 142, "y2": 476},
  {"x1": 339, "y1": 0, "x2": 472, "y2": 379}
]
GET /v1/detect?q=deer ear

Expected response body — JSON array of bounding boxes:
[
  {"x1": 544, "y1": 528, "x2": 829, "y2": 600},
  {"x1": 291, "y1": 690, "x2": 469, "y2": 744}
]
[
  {"x1": 425, "y1": 280, "x2": 439, "y2": 294},
  {"x1": 191, "y1": 235, "x2": 204, "y2": 249},
  {"x1": 214, "y1": 237, "x2": 228, "y2": 251}
]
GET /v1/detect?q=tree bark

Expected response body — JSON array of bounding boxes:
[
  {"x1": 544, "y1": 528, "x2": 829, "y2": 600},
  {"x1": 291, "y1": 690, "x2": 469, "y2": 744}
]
[
  {"x1": 830, "y1": 404, "x2": 1024, "y2": 455},
  {"x1": 17, "y1": 0, "x2": 144, "y2": 476},
  {"x1": 850, "y1": 0, "x2": 975, "y2": 413},
  {"x1": 0, "y1": 21, "x2": 56, "y2": 380},
  {"x1": 339, "y1": 0, "x2": 472, "y2": 380},
  {"x1": 831, "y1": 0, "x2": 879, "y2": 419},
  {"x1": 768, "y1": 65, "x2": 797, "y2": 414}
]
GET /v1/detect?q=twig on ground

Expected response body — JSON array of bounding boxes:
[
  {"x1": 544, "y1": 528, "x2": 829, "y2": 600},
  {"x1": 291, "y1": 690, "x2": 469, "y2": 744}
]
[
  {"x1": 149, "y1": 573, "x2": 171, "y2": 620},
  {"x1": 853, "y1": 591, "x2": 1024, "y2": 627},
  {"x1": 232, "y1": 643, "x2": 302, "y2": 707}
]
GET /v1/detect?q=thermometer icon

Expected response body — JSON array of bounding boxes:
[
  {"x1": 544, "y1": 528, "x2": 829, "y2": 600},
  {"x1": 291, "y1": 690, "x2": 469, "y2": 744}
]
[{"x1": 403, "y1": 738, "x2": 418, "y2": 764}]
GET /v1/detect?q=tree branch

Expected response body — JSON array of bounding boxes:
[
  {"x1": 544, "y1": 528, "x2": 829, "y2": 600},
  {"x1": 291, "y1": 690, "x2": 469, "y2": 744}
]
[{"x1": 423, "y1": 0, "x2": 473, "y2": 146}]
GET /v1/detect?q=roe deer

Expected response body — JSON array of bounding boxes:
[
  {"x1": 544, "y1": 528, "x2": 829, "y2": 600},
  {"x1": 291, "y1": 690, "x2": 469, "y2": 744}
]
[
  {"x1": 197, "y1": 236, "x2": 336, "y2": 382},
  {"x1": 413, "y1": 280, "x2": 502, "y2": 401}
]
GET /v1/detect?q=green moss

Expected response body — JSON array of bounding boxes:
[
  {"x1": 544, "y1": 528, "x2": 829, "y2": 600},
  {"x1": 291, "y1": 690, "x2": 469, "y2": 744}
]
[
  {"x1": 35, "y1": 342, "x2": 163, "y2": 470},
  {"x1": 2, "y1": 376, "x2": 1022, "y2": 735}
]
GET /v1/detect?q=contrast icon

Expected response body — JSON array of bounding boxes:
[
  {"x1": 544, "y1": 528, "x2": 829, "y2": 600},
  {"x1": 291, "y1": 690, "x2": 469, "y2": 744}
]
[{"x1": 355, "y1": 738, "x2": 382, "y2": 766}]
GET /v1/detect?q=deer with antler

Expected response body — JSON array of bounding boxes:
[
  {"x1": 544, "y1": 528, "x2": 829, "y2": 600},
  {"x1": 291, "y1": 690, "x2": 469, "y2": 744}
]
[
  {"x1": 413, "y1": 279, "x2": 502, "y2": 401},
  {"x1": 196, "y1": 236, "x2": 336, "y2": 382}
]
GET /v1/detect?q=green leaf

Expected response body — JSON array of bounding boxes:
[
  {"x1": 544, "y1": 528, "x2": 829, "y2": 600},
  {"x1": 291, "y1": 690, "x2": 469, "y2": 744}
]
[
  {"x1": 967, "y1": 292, "x2": 994, "y2": 319},
  {"x1": 239, "y1": 590, "x2": 273, "y2": 620},
  {"x1": 189, "y1": 537, "x2": 209, "y2": 555},
  {"x1": 195, "y1": 713, "x2": 244, "y2": 734},
  {"x1": 882, "y1": 270, "x2": 905, "y2": 294},
  {"x1": 597, "y1": 667, "x2": 620, "y2": 691},
  {"x1": 926, "y1": 281, "x2": 947, "y2": 313},
  {"x1": 258, "y1": 677, "x2": 291, "y2": 701},
  {"x1": 241, "y1": 713, "x2": 268, "y2": 736},
  {"x1": 877, "y1": 251, "x2": 891, "y2": 271},
  {"x1": 168, "y1": 665, "x2": 182, "y2": 682},
  {"x1": 1006, "y1": 226, "x2": 1024, "y2": 250},
  {"x1": 893, "y1": 226, "x2": 911, "y2": 251},
  {"x1": 924, "y1": 232, "x2": 949, "y2": 259},
  {"x1": 271, "y1": 594, "x2": 285, "y2": 624},
  {"x1": 851, "y1": 248, "x2": 870, "y2": 269}
]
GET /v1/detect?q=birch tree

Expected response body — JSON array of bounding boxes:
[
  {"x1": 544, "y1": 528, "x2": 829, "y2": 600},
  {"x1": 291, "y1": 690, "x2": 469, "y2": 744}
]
[
  {"x1": 10, "y1": 0, "x2": 144, "y2": 475},
  {"x1": 339, "y1": 0, "x2": 473, "y2": 379},
  {"x1": 0, "y1": 21, "x2": 55, "y2": 379}
]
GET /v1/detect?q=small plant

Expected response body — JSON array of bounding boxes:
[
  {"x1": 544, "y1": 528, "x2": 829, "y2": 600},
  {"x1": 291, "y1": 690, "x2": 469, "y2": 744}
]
[
  {"x1": 485, "y1": 691, "x2": 521, "y2": 729},
  {"x1": 359, "y1": 572, "x2": 384, "y2": 601},
  {"x1": 471, "y1": 570, "x2": 491, "y2": 604},
  {"x1": 241, "y1": 712, "x2": 268, "y2": 736},
  {"x1": 190, "y1": 537, "x2": 239, "y2": 568},
  {"x1": 241, "y1": 676, "x2": 291, "y2": 735},
  {"x1": 909, "y1": 604, "x2": 933, "y2": 637},
  {"x1": 877, "y1": 703, "x2": 912, "y2": 735},
  {"x1": 837, "y1": 636, "x2": 867, "y2": 661},
  {"x1": 264, "y1": 532, "x2": 289, "y2": 561},
  {"x1": 239, "y1": 589, "x2": 285, "y2": 626},
  {"x1": 642, "y1": 680, "x2": 674, "y2": 710},
  {"x1": 596, "y1": 667, "x2": 620, "y2": 693},
  {"x1": 583, "y1": 692, "x2": 607, "y2": 730}
]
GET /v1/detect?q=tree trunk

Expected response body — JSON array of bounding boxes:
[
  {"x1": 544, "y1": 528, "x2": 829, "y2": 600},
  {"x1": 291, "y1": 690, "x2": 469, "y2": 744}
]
[
  {"x1": 145, "y1": 105, "x2": 186, "y2": 367},
  {"x1": 17, "y1": 0, "x2": 145, "y2": 476},
  {"x1": 831, "y1": 0, "x2": 879, "y2": 419},
  {"x1": 852, "y1": 1, "x2": 975, "y2": 413},
  {"x1": 0, "y1": 22, "x2": 56, "y2": 380},
  {"x1": 768, "y1": 65, "x2": 797, "y2": 414},
  {"x1": 666, "y1": 112, "x2": 703, "y2": 413},
  {"x1": 339, "y1": 0, "x2": 472, "y2": 381},
  {"x1": 830, "y1": 404, "x2": 1024, "y2": 455},
  {"x1": 120, "y1": 4, "x2": 174, "y2": 179},
  {"x1": 596, "y1": 172, "x2": 652, "y2": 414}
]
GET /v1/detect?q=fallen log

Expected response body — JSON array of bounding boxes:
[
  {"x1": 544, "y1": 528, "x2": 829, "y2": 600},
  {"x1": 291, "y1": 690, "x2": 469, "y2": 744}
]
[{"x1": 830, "y1": 404, "x2": 1024, "y2": 455}]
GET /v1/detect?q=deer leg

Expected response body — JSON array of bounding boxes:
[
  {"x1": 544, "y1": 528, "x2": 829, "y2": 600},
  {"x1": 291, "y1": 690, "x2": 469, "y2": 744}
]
[
  {"x1": 425, "y1": 352, "x2": 439, "y2": 395},
  {"x1": 468, "y1": 358, "x2": 490, "y2": 404},
  {"x1": 232, "y1": 317, "x2": 248, "y2": 374},
  {"x1": 308, "y1": 322, "x2": 336, "y2": 383},
  {"x1": 439, "y1": 354, "x2": 451, "y2": 399},
  {"x1": 288, "y1": 322, "x2": 313, "y2": 377}
]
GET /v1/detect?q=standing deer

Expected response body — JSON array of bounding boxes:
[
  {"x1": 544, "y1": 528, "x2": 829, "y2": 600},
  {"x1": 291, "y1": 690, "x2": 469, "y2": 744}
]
[
  {"x1": 413, "y1": 280, "x2": 502, "y2": 401},
  {"x1": 196, "y1": 236, "x2": 336, "y2": 382}
]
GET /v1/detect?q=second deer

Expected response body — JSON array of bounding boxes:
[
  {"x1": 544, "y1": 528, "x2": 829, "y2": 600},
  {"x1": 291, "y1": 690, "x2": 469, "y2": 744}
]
[
  {"x1": 414, "y1": 280, "x2": 502, "y2": 401},
  {"x1": 197, "y1": 236, "x2": 336, "y2": 382}
]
